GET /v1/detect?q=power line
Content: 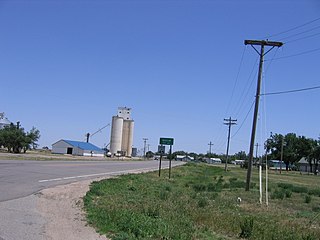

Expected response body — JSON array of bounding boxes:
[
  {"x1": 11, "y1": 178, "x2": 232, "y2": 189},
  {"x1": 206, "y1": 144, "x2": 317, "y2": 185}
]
[
  {"x1": 265, "y1": 47, "x2": 320, "y2": 61},
  {"x1": 265, "y1": 17, "x2": 320, "y2": 39},
  {"x1": 232, "y1": 100, "x2": 255, "y2": 138},
  {"x1": 278, "y1": 25, "x2": 320, "y2": 41},
  {"x1": 286, "y1": 32, "x2": 320, "y2": 44},
  {"x1": 225, "y1": 46, "x2": 247, "y2": 116},
  {"x1": 261, "y1": 86, "x2": 320, "y2": 96}
]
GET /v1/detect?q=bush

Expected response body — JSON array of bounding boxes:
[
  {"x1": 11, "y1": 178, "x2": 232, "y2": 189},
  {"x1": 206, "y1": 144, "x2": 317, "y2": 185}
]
[
  {"x1": 198, "y1": 197, "x2": 209, "y2": 208},
  {"x1": 278, "y1": 183, "x2": 293, "y2": 190},
  {"x1": 193, "y1": 184, "x2": 206, "y2": 192},
  {"x1": 292, "y1": 185, "x2": 308, "y2": 194},
  {"x1": 305, "y1": 195, "x2": 312, "y2": 204},
  {"x1": 271, "y1": 189, "x2": 285, "y2": 200},
  {"x1": 285, "y1": 189, "x2": 292, "y2": 198},
  {"x1": 239, "y1": 217, "x2": 254, "y2": 239}
]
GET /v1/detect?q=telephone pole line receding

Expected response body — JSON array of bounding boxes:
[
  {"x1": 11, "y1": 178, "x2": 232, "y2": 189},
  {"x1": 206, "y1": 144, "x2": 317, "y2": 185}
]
[
  {"x1": 208, "y1": 141, "x2": 214, "y2": 155},
  {"x1": 244, "y1": 39, "x2": 283, "y2": 191},
  {"x1": 143, "y1": 138, "x2": 148, "y2": 159},
  {"x1": 224, "y1": 117, "x2": 237, "y2": 172}
]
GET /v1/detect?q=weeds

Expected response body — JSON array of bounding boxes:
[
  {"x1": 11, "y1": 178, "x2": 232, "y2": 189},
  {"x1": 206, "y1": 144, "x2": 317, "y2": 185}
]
[{"x1": 84, "y1": 163, "x2": 320, "y2": 240}]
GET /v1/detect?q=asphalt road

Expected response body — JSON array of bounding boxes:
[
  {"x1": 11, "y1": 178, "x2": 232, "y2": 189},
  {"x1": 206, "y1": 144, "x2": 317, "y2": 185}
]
[
  {"x1": 0, "y1": 159, "x2": 183, "y2": 202},
  {"x1": 0, "y1": 159, "x2": 184, "y2": 240}
]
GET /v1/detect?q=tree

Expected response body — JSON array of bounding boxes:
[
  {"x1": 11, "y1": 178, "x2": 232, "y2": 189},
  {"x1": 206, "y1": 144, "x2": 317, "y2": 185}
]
[
  {"x1": 0, "y1": 124, "x2": 40, "y2": 153},
  {"x1": 234, "y1": 151, "x2": 248, "y2": 160},
  {"x1": 146, "y1": 151, "x2": 154, "y2": 159},
  {"x1": 309, "y1": 142, "x2": 320, "y2": 174}
]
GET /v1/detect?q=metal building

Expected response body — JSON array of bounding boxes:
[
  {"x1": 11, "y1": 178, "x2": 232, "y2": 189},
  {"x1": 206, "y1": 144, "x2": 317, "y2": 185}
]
[
  {"x1": 0, "y1": 112, "x2": 11, "y2": 129},
  {"x1": 52, "y1": 139, "x2": 104, "y2": 157},
  {"x1": 109, "y1": 107, "x2": 134, "y2": 157}
]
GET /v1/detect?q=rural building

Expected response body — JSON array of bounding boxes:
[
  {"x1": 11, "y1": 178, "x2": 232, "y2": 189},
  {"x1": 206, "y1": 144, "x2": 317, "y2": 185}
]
[
  {"x1": 0, "y1": 112, "x2": 11, "y2": 129},
  {"x1": 176, "y1": 155, "x2": 195, "y2": 161},
  {"x1": 52, "y1": 139, "x2": 104, "y2": 157},
  {"x1": 299, "y1": 157, "x2": 310, "y2": 172},
  {"x1": 205, "y1": 158, "x2": 222, "y2": 164}
]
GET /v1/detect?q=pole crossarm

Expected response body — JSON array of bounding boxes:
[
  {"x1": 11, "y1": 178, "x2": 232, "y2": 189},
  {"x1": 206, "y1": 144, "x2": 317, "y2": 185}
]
[{"x1": 244, "y1": 40, "x2": 283, "y2": 47}]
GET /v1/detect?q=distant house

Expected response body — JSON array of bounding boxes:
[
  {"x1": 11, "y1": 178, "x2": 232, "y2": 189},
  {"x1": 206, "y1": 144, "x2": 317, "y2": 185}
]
[
  {"x1": 298, "y1": 157, "x2": 319, "y2": 173},
  {"x1": 176, "y1": 155, "x2": 194, "y2": 162},
  {"x1": 298, "y1": 158, "x2": 310, "y2": 172},
  {"x1": 52, "y1": 139, "x2": 104, "y2": 157},
  {"x1": 205, "y1": 158, "x2": 222, "y2": 164},
  {"x1": 231, "y1": 159, "x2": 245, "y2": 165}
]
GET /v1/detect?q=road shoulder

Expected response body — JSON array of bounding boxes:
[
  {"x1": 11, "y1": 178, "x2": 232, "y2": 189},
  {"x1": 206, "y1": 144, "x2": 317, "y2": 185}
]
[{"x1": 37, "y1": 178, "x2": 109, "y2": 240}]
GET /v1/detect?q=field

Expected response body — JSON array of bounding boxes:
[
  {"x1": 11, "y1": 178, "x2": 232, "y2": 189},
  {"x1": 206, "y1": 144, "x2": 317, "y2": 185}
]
[{"x1": 84, "y1": 163, "x2": 320, "y2": 240}]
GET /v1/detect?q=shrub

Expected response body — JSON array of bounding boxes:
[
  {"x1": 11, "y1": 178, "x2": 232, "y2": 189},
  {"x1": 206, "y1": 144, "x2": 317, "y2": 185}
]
[
  {"x1": 193, "y1": 184, "x2": 206, "y2": 192},
  {"x1": 292, "y1": 185, "x2": 308, "y2": 194},
  {"x1": 239, "y1": 217, "x2": 254, "y2": 239},
  {"x1": 302, "y1": 233, "x2": 317, "y2": 240},
  {"x1": 159, "y1": 190, "x2": 169, "y2": 200},
  {"x1": 278, "y1": 183, "x2": 293, "y2": 190},
  {"x1": 271, "y1": 189, "x2": 285, "y2": 200},
  {"x1": 285, "y1": 189, "x2": 292, "y2": 198},
  {"x1": 305, "y1": 195, "x2": 312, "y2": 204},
  {"x1": 198, "y1": 197, "x2": 209, "y2": 208},
  {"x1": 206, "y1": 182, "x2": 213, "y2": 191}
]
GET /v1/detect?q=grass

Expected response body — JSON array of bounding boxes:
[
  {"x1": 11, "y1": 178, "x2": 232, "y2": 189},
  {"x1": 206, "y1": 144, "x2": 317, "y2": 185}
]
[{"x1": 84, "y1": 163, "x2": 320, "y2": 239}]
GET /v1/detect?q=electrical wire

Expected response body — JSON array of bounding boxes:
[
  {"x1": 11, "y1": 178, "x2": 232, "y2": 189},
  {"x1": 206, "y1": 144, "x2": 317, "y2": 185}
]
[
  {"x1": 225, "y1": 46, "x2": 247, "y2": 117},
  {"x1": 265, "y1": 17, "x2": 320, "y2": 39},
  {"x1": 261, "y1": 86, "x2": 320, "y2": 96},
  {"x1": 285, "y1": 32, "x2": 320, "y2": 44},
  {"x1": 278, "y1": 25, "x2": 320, "y2": 41},
  {"x1": 265, "y1": 47, "x2": 320, "y2": 61},
  {"x1": 231, "y1": 100, "x2": 255, "y2": 138}
]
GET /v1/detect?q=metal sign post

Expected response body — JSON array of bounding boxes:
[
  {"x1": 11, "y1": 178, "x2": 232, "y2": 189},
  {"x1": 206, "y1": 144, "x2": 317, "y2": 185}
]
[
  {"x1": 159, "y1": 137, "x2": 174, "y2": 178},
  {"x1": 169, "y1": 145, "x2": 172, "y2": 179},
  {"x1": 158, "y1": 145, "x2": 165, "y2": 177}
]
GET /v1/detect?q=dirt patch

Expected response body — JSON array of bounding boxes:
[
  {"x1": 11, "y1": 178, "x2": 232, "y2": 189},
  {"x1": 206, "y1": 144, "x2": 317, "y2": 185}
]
[{"x1": 37, "y1": 178, "x2": 110, "y2": 240}]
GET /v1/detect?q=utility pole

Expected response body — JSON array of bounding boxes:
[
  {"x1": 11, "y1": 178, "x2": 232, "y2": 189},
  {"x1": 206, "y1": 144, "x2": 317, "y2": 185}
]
[
  {"x1": 280, "y1": 136, "x2": 284, "y2": 174},
  {"x1": 208, "y1": 141, "x2": 214, "y2": 155},
  {"x1": 143, "y1": 138, "x2": 148, "y2": 159},
  {"x1": 245, "y1": 39, "x2": 283, "y2": 191},
  {"x1": 224, "y1": 117, "x2": 237, "y2": 172},
  {"x1": 255, "y1": 143, "x2": 260, "y2": 164}
]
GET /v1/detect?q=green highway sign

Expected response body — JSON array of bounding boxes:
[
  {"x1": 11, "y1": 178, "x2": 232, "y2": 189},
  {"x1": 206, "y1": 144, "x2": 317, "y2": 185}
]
[{"x1": 160, "y1": 137, "x2": 174, "y2": 145}]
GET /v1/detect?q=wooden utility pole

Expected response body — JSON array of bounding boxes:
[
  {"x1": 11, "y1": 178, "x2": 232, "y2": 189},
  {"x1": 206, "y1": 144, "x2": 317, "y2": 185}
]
[
  {"x1": 280, "y1": 137, "x2": 284, "y2": 174},
  {"x1": 143, "y1": 138, "x2": 148, "y2": 159},
  {"x1": 224, "y1": 117, "x2": 237, "y2": 172},
  {"x1": 208, "y1": 141, "x2": 214, "y2": 155},
  {"x1": 245, "y1": 40, "x2": 283, "y2": 191}
]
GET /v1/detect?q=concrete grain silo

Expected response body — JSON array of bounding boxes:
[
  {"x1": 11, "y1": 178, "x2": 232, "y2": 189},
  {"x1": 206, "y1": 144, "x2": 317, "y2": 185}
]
[
  {"x1": 121, "y1": 120, "x2": 134, "y2": 156},
  {"x1": 109, "y1": 107, "x2": 134, "y2": 157},
  {"x1": 110, "y1": 116, "x2": 124, "y2": 155}
]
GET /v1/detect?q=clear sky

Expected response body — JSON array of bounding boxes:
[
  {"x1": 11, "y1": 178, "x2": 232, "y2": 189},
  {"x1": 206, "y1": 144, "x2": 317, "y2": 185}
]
[{"x1": 1, "y1": 0, "x2": 319, "y2": 156}]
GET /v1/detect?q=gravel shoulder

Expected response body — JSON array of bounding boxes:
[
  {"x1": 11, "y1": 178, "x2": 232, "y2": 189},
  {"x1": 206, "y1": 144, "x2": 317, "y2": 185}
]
[{"x1": 37, "y1": 177, "x2": 110, "y2": 240}]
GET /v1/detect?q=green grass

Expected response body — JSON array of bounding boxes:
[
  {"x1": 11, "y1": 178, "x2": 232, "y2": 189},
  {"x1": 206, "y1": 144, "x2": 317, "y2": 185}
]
[{"x1": 84, "y1": 163, "x2": 320, "y2": 239}]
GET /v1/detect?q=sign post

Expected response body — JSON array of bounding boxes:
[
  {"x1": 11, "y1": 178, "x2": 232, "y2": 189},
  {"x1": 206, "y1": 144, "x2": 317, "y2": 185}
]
[
  {"x1": 158, "y1": 145, "x2": 165, "y2": 177},
  {"x1": 159, "y1": 138, "x2": 174, "y2": 178}
]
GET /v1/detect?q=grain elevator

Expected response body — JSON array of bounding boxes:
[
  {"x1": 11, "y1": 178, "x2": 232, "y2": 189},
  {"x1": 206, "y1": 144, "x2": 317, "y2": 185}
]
[{"x1": 110, "y1": 107, "x2": 134, "y2": 157}]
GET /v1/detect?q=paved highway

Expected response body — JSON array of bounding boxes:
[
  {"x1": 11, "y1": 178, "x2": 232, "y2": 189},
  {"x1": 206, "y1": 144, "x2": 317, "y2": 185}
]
[
  {"x1": 0, "y1": 159, "x2": 184, "y2": 240},
  {"x1": 0, "y1": 159, "x2": 183, "y2": 202}
]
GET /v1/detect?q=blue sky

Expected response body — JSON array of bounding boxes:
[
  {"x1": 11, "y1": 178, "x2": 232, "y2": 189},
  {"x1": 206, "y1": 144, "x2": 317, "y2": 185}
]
[{"x1": 1, "y1": 0, "x2": 319, "y2": 155}]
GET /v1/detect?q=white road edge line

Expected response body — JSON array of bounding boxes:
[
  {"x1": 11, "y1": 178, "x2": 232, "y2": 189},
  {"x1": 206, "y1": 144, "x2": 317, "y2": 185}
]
[{"x1": 38, "y1": 167, "x2": 159, "y2": 183}]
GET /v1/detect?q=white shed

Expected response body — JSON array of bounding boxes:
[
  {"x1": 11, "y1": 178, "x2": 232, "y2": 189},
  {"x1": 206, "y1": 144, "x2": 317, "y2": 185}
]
[{"x1": 52, "y1": 140, "x2": 104, "y2": 157}]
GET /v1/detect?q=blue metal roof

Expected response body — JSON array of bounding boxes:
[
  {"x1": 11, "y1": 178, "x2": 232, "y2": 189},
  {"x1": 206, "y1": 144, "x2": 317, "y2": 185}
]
[{"x1": 63, "y1": 140, "x2": 103, "y2": 152}]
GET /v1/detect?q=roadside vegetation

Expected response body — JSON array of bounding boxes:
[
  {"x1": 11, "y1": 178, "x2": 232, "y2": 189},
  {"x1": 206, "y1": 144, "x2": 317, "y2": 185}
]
[
  {"x1": 84, "y1": 163, "x2": 320, "y2": 239},
  {"x1": 0, "y1": 123, "x2": 40, "y2": 153}
]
